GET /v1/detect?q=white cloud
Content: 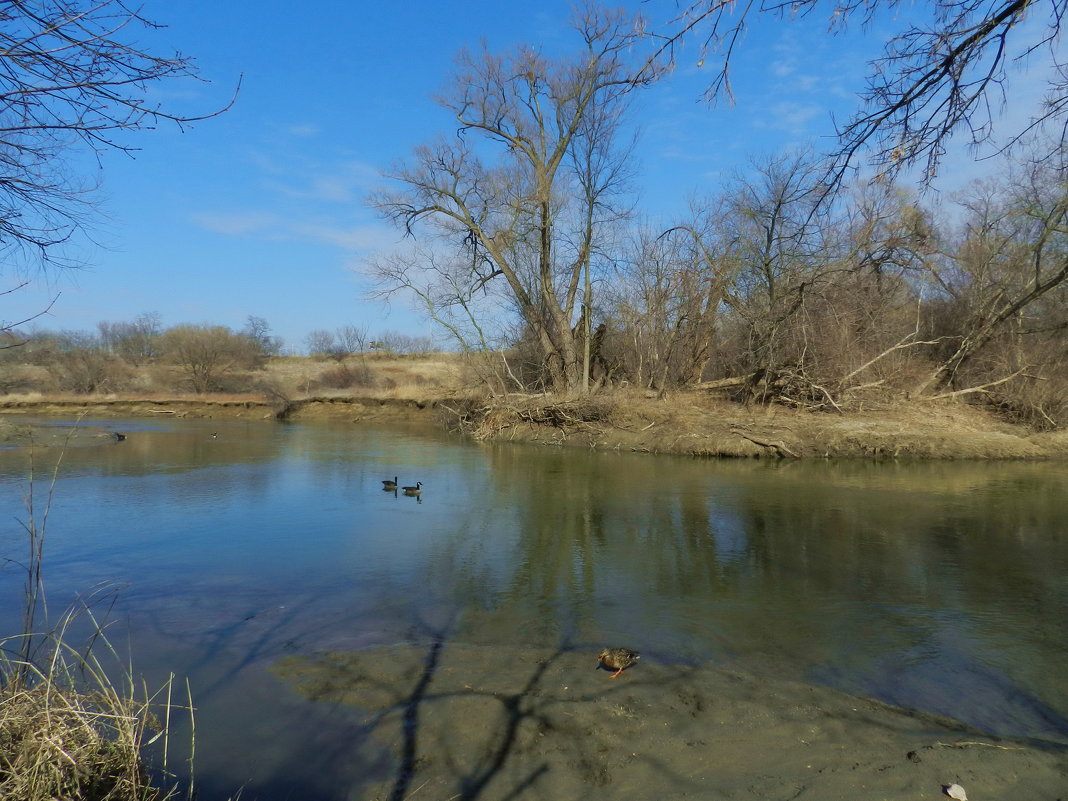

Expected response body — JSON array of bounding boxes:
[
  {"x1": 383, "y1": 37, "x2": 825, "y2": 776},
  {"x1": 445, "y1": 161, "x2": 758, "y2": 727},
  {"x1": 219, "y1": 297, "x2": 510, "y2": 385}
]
[
  {"x1": 753, "y1": 101, "x2": 823, "y2": 133},
  {"x1": 289, "y1": 221, "x2": 398, "y2": 252},
  {"x1": 190, "y1": 211, "x2": 281, "y2": 235},
  {"x1": 261, "y1": 160, "x2": 380, "y2": 203},
  {"x1": 190, "y1": 205, "x2": 399, "y2": 255},
  {"x1": 286, "y1": 124, "x2": 320, "y2": 137},
  {"x1": 770, "y1": 60, "x2": 795, "y2": 78}
]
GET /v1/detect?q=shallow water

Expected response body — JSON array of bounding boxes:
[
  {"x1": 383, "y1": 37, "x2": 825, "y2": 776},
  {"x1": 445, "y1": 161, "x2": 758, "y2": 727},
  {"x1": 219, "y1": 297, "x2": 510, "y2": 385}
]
[{"x1": 1, "y1": 417, "x2": 1066, "y2": 799}]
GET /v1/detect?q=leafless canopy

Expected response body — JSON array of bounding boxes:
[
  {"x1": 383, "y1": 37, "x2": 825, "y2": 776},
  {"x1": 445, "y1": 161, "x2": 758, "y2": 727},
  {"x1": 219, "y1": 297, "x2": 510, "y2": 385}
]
[
  {"x1": 650, "y1": 0, "x2": 1068, "y2": 184},
  {"x1": 0, "y1": 0, "x2": 235, "y2": 267},
  {"x1": 371, "y1": 5, "x2": 659, "y2": 392}
]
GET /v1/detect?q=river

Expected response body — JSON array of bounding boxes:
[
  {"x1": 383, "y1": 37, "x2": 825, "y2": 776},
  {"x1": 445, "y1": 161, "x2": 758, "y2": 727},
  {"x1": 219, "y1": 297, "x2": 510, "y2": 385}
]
[{"x1": 1, "y1": 417, "x2": 1066, "y2": 799}]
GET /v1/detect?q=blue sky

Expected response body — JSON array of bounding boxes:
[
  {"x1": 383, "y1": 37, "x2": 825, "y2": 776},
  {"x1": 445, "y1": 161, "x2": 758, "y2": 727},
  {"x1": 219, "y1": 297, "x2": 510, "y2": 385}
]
[{"x1": 11, "y1": 1, "x2": 1048, "y2": 352}]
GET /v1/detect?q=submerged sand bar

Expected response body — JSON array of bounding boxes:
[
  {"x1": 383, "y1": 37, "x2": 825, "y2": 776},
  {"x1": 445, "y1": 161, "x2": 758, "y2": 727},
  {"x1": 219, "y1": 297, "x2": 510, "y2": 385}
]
[{"x1": 273, "y1": 643, "x2": 1068, "y2": 801}]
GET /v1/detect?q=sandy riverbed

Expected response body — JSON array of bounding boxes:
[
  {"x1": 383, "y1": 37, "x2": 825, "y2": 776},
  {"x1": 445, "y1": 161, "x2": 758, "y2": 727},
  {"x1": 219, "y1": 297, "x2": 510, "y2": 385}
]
[{"x1": 272, "y1": 643, "x2": 1068, "y2": 801}]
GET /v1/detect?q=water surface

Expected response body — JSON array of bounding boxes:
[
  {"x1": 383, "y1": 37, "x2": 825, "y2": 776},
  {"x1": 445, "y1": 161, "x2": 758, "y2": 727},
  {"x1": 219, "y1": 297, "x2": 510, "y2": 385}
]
[{"x1": 1, "y1": 417, "x2": 1066, "y2": 799}]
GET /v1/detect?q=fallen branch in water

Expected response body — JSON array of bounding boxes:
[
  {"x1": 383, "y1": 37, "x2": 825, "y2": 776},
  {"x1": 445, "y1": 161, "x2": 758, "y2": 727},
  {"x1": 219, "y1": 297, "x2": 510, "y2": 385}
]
[{"x1": 730, "y1": 428, "x2": 800, "y2": 459}]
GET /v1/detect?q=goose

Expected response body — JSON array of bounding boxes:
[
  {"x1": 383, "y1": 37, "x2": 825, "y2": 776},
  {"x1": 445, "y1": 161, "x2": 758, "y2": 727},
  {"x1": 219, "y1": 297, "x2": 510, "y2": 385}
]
[
  {"x1": 382, "y1": 476, "x2": 398, "y2": 490},
  {"x1": 597, "y1": 647, "x2": 639, "y2": 678},
  {"x1": 402, "y1": 482, "x2": 422, "y2": 495}
]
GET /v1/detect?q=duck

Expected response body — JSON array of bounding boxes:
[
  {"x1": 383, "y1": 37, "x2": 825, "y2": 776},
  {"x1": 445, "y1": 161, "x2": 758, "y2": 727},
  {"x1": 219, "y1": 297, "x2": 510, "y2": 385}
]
[
  {"x1": 382, "y1": 476, "x2": 398, "y2": 490},
  {"x1": 402, "y1": 482, "x2": 422, "y2": 495},
  {"x1": 113, "y1": 432, "x2": 127, "y2": 442},
  {"x1": 598, "y1": 647, "x2": 639, "y2": 678}
]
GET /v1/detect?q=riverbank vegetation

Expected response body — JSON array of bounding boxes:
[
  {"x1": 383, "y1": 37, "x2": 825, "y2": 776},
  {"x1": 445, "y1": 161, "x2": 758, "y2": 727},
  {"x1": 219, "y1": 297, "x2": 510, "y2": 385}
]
[
  {"x1": 3, "y1": 6, "x2": 1066, "y2": 442},
  {"x1": 0, "y1": 620, "x2": 188, "y2": 801},
  {"x1": 1, "y1": 450, "x2": 190, "y2": 801},
  {"x1": 2, "y1": 294, "x2": 1067, "y2": 459},
  {"x1": 364, "y1": 4, "x2": 1068, "y2": 434}
]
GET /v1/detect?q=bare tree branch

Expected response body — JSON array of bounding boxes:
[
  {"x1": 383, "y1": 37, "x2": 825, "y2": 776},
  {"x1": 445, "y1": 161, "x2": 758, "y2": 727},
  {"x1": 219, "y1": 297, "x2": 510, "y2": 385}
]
[
  {"x1": 0, "y1": 0, "x2": 238, "y2": 269},
  {"x1": 652, "y1": 1, "x2": 1068, "y2": 186},
  {"x1": 370, "y1": 5, "x2": 661, "y2": 393}
]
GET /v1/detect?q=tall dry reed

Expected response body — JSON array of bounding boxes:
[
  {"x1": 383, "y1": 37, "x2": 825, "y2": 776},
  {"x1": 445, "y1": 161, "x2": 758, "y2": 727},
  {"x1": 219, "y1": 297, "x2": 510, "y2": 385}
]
[{"x1": 2, "y1": 427, "x2": 194, "y2": 801}]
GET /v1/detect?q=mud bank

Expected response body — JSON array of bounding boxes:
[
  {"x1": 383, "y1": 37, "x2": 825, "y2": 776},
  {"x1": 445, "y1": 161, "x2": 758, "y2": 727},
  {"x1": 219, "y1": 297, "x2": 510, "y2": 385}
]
[
  {"x1": 2, "y1": 392, "x2": 1066, "y2": 459},
  {"x1": 449, "y1": 392, "x2": 1068, "y2": 460},
  {"x1": 0, "y1": 396, "x2": 443, "y2": 447}
]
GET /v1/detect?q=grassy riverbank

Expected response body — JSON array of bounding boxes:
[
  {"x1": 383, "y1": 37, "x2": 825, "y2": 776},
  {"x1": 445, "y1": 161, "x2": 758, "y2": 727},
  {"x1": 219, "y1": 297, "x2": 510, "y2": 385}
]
[
  {"x1": 3, "y1": 388, "x2": 1067, "y2": 459},
  {"x1": 0, "y1": 638, "x2": 184, "y2": 801},
  {"x1": 3, "y1": 350, "x2": 1067, "y2": 459}
]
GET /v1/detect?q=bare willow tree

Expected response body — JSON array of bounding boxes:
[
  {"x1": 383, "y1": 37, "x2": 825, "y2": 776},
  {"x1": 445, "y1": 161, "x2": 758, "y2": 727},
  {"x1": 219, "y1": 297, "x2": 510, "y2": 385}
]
[
  {"x1": 607, "y1": 207, "x2": 739, "y2": 391},
  {"x1": 370, "y1": 5, "x2": 657, "y2": 393},
  {"x1": 913, "y1": 144, "x2": 1068, "y2": 398},
  {"x1": 0, "y1": 0, "x2": 234, "y2": 272},
  {"x1": 714, "y1": 151, "x2": 842, "y2": 396},
  {"x1": 651, "y1": 0, "x2": 1068, "y2": 184}
]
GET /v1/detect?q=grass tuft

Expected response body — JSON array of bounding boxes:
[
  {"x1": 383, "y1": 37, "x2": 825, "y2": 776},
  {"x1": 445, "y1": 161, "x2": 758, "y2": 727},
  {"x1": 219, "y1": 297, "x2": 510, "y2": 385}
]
[{"x1": 1, "y1": 617, "x2": 187, "y2": 801}]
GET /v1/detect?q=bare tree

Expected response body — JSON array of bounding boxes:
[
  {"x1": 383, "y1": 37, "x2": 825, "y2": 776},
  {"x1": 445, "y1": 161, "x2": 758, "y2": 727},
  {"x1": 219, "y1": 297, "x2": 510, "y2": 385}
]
[
  {"x1": 44, "y1": 329, "x2": 128, "y2": 393},
  {"x1": 241, "y1": 315, "x2": 283, "y2": 356},
  {"x1": 651, "y1": 1, "x2": 1068, "y2": 184},
  {"x1": 607, "y1": 208, "x2": 738, "y2": 390},
  {"x1": 374, "y1": 330, "x2": 435, "y2": 355},
  {"x1": 305, "y1": 330, "x2": 337, "y2": 359},
  {"x1": 0, "y1": 0, "x2": 234, "y2": 270},
  {"x1": 160, "y1": 325, "x2": 262, "y2": 393},
  {"x1": 97, "y1": 312, "x2": 162, "y2": 365},
  {"x1": 304, "y1": 326, "x2": 368, "y2": 360},
  {"x1": 810, "y1": 183, "x2": 940, "y2": 401},
  {"x1": 370, "y1": 5, "x2": 659, "y2": 393},
  {"x1": 714, "y1": 151, "x2": 840, "y2": 399},
  {"x1": 913, "y1": 145, "x2": 1068, "y2": 396},
  {"x1": 370, "y1": 243, "x2": 514, "y2": 359},
  {"x1": 335, "y1": 324, "x2": 368, "y2": 355}
]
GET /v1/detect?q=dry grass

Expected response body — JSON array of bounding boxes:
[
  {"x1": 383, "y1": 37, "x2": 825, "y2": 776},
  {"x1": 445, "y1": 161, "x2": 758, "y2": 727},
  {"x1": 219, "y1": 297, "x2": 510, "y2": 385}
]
[
  {"x1": 434, "y1": 385, "x2": 1064, "y2": 459},
  {"x1": 1, "y1": 613, "x2": 189, "y2": 801},
  {"x1": 0, "y1": 442, "x2": 199, "y2": 801},
  {"x1": 227, "y1": 352, "x2": 465, "y2": 401},
  {"x1": 0, "y1": 352, "x2": 468, "y2": 406}
]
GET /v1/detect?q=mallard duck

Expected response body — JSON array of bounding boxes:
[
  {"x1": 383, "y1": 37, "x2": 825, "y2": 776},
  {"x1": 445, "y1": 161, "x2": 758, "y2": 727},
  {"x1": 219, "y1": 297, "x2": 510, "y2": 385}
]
[
  {"x1": 402, "y1": 482, "x2": 422, "y2": 495},
  {"x1": 382, "y1": 476, "x2": 398, "y2": 490},
  {"x1": 598, "y1": 647, "x2": 639, "y2": 678}
]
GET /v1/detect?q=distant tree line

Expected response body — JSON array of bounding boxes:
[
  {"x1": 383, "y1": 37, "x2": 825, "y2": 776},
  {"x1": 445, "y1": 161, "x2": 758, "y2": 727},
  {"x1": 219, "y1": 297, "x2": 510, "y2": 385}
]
[
  {"x1": 0, "y1": 316, "x2": 435, "y2": 395},
  {"x1": 1, "y1": 316, "x2": 272, "y2": 394},
  {"x1": 303, "y1": 326, "x2": 435, "y2": 360}
]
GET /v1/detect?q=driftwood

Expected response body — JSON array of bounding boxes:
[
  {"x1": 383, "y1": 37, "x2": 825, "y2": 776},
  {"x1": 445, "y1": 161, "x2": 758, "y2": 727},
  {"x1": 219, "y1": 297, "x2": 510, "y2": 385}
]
[
  {"x1": 919, "y1": 368, "x2": 1028, "y2": 401},
  {"x1": 730, "y1": 427, "x2": 800, "y2": 459},
  {"x1": 695, "y1": 375, "x2": 751, "y2": 391}
]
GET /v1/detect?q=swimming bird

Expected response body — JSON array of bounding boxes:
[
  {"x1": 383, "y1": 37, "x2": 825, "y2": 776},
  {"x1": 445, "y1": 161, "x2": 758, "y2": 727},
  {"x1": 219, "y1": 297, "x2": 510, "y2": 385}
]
[
  {"x1": 402, "y1": 482, "x2": 422, "y2": 495},
  {"x1": 598, "y1": 647, "x2": 639, "y2": 678},
  {"x1": 382, "y1": 476, "x2": 398, "y2": 490},
  {"x1": 113, "y1": 432, "x2": 127, "y2": 442}
]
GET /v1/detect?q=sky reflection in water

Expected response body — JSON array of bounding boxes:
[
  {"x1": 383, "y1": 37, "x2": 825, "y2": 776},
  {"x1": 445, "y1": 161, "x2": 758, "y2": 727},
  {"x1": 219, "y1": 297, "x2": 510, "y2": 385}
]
[{"x1": 2, "y1": 417, "x2": 1067, "y2": 798}]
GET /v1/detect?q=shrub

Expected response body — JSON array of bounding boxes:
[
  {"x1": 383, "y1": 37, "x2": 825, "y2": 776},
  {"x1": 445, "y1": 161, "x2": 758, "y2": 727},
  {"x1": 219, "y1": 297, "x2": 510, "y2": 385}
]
[
  {"x1": 159, "y1": 325, "x2": 266, "y2": 393},
  {"x1": 313, "y1": 363, "x2": 375, "y2": 390}
]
